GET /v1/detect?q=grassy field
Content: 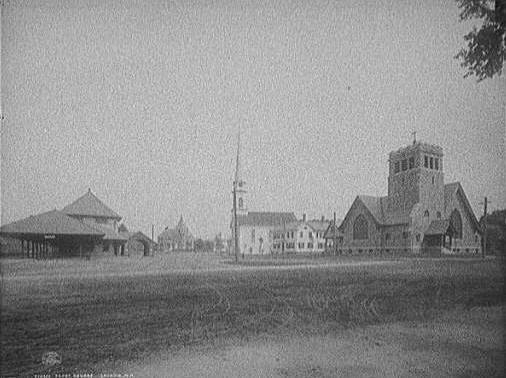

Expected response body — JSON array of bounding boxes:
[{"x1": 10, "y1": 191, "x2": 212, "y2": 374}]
[{"x1": 1, "y1": 256, "x2": 504, "y2": 377}]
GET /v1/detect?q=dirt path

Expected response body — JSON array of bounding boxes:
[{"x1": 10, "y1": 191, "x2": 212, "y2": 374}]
[{"x1": 115, "y1": 305, "x2": 504, "y2": 377}]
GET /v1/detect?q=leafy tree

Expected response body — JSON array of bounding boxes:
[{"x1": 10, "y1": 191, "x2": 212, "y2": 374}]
[
  {"x1": 194, "y1": 238, "x2": 205, "y2": 252},
  {"x1": 455, "y1": 0, "x2": 506, "y2": 81},
  {"x1": 480, "y1": 209, "x2": 506, "y2": 255}
]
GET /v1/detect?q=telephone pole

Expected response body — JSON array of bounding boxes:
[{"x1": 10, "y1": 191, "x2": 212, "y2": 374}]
[
  {"x1": 233, "y1": 182, "x2": 238, "y2": 263},
  {"x1": 333, "y1": 212, "x2": 338, "y2": 255},
  {"x1": 480, "y1": 197, "x2": 489, "y2": 258},
  {"x1": 232, "y1": 130, "x2": 241, "y2": 263}
]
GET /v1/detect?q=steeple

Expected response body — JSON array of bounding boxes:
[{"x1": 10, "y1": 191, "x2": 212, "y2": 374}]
[{"x1": 233, "y1": 129, "x2": 247, "y2": 215}]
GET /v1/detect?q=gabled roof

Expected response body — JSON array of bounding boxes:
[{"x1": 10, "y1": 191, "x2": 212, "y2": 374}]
[
  {"x1": 90, "y1": 223, "x2": 128, "y2": 241},
  {"x1": 342, "y1": 195, "x2": 412, "y2": 228},
  {"x1": 237, "y1": 212, "x2": 297, "y2": 227},
  {"x1": 62, "y1": 189, "x2": 121, "y2": 219},
  {"x1": 121, "y1": 231, "x2": 157, "y2": 245},
  {"x1": 323, "y1": 222, "x2": 343, "y2": 239},
  {"x1": 425, "y1": 219, "x2": 454, "y2": 236},
  {"x1": 159, "y1": 216, "x2": 194, "y2": 241},
  {"x1": 358, "y1": 196, "x2": 386, "y2": 224},
  {"x1": 307, "y1": 220, "x2": 331, "y2": 232},
  {"x1": 0, "y1": 210, "x2": 105, "y2": 237},
  {"x1": 444, "y1": 182, "x2": 481, "y2": 231},
  {"x1": 444, "y1": 182, "x2": 460, "y2": 210}
]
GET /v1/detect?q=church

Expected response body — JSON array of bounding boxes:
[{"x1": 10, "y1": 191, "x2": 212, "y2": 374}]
[
  {"x1": 158, "y1": 216, "x2": 195, "y2": 252},
  {"x1": 230, "y1": 133, "x2": 297, "y2": 255},
  {"x1": 338, "y1": 140, "x2": 482, "y2": 255}
]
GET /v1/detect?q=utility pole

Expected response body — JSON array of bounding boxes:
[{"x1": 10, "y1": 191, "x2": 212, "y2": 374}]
[
  {"x1": 480, "y1": 197, "x2": 488, "y2": 258},
  {"x1": 333, "y1": 212, "x2": 337, "y2": 255},
  {"x1": 233, "y1": 182, "x2": 238, "y2": 263},
  {"x1": 232, "y1": 130, "x2": 241, "y2": 263}
]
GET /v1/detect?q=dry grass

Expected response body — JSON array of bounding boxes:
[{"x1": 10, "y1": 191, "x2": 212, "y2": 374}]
[{"x1": 0, "y1": 257, "x2": 504, "y2": 376}]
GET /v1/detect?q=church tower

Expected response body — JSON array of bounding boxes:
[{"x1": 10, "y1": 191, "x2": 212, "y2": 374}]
[
  {"x1": 387, "y1": 139, "x2": 445, "y2": 220},
  {"x1": 234, "y1": 130, "x2": 247, "y2": 216}
]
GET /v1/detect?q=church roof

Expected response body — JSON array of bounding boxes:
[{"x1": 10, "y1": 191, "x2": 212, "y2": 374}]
[
  {"x1": 444, "y1": 182, "x2": 460, "y2": 209},
  {"x1": 237, "y1": 212, "x2": 297, "y2": 227},
  {"x1": 0, "y1": 210, "x2": 105, "y2": 237},
  {"x1": 444, "y1": 182, "x2": 481, "y2": 231},
  {"x1": 159, "y1": 216, "x2": 194, "y2": 242},
  {"x1": 425, "y1": 219, "x2": 454, "y2": 236},
  {"x1": 62, "y1": 189, "x2": 121, "y2": 219},
  {"x1": 357, "y1": 196, "x2": 387, "y2": 225},
  {"x1": 348, "y1": 182, "x2": 478, "y2": 229}
]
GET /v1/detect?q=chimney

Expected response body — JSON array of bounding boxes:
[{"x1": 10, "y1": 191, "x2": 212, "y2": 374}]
[{"x1": 302, "y1": 213, "x2": 306, "y2": 222}]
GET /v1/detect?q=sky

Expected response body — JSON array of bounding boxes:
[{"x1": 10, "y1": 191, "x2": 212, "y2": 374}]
[{"x1": 1, "y1": 0, "x2": 505, "y2": 239}]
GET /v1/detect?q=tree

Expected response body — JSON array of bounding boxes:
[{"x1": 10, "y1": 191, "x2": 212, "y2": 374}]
[
  {"x1": 480, "y1": 209, "x2": 506, "y2": 255},
  {"x1": 455, "y1": 0, "x2": 506, "y2": 81}
]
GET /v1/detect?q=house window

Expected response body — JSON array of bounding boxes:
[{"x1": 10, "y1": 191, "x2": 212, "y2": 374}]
[
  {"x1": 424, "y1": 156, "x2": 429, "y2": 168},
  {"x1": 394, "y1": 161, "x2": 400, "y2": 173},
  {"x1": 409, "y1": 157, "x2": 414, "y2": 169},
  {"x1": 450, "y1": 209, "x2": 463, "y2": 239},
  {"x1": 238, "y1": 198, "x2": 243, "y2": 209},
  {"x1": 416, "y1": 234, "x2": 420, "y2": 242},
  {"x1": 299, "y1": 231, "x2": 303, "y2": 238},
  {"x1": 353, "y1": 215, "x2": 368, "y2": 240},
  {"x1": 436, "y1": 211, "x2": 441, "y2": 219},
  {"x1": 429, "y1": 157, "x2": 433, "y2": 169},
  {"x1": 434, "y1": 158, "x2": 439, "y2": 170},
  {"x1": 298, "y1": 242, "x2": 304, "y2": 249},
  {"x1": 249, "y1": 247, "x2": 253, "y2": 253},
  {"x1": 402, "y1": 231, "x2": 409, "y2": 239},
  {"x1": 309, "y1": 232, "x2": 313, "y2": 239},
  {"x1": 432, "y1": 176, "x2": 435, "y2": 185},
  {"x1": 308, "y1": 243, "x2": 313, "y2": 249},
  {"x1": 385, "y1": 233, "x2": 390, "y2": 241},
  {"x1": 401, "y1": 159, "x2": 408, "y2": 171},
  {"x1": 251, "y1": 229, "x2": 255, "y2": 242},
  {"x1": 424, "y1": 210, "x2": 429, "y2": 218}
]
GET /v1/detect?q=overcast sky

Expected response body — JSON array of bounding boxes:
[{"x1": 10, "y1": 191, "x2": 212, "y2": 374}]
[{"x1": 1, "y1": 0, "x2": 505, "y2": 238}]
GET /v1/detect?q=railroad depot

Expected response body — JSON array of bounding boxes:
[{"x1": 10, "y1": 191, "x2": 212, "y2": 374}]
[{"x1": 0, "y1": 189, "x2": 153, "y2": 258}]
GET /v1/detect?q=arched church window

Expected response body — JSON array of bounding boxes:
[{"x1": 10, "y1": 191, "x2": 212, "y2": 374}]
[
  {"x1": 424, "y1": 210, "x2": 429, "y2": 218},
  {"x1": 450, "y1": 209, "x2": 463, "y2": 239},
  {"x1": 353, "y1": 215, "x2": 368, "y2": 240}
]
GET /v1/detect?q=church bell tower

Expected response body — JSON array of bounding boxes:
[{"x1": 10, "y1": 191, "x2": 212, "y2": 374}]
[{"x1": 234, "y1": 130, "x2": 247, "y2": 216}]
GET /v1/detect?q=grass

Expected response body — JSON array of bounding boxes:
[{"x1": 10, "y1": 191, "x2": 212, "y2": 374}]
[{"x1": 0, "y1": 257, "x2": 504, "y2": 376}]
